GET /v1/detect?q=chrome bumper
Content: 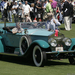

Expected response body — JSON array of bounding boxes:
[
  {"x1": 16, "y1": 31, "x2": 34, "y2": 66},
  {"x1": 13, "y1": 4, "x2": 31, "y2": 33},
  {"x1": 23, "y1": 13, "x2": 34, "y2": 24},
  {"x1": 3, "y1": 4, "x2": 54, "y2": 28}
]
[{"x1": 46, "y1": 50, "x2": 75, "y2": 54}]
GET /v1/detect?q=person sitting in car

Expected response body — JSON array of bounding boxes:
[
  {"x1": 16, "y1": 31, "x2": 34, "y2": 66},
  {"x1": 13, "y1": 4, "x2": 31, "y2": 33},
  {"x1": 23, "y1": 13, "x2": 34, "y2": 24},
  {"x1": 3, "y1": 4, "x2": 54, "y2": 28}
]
[{"x1": 12, "y1": 22, "x2": 24, "y2": 34}]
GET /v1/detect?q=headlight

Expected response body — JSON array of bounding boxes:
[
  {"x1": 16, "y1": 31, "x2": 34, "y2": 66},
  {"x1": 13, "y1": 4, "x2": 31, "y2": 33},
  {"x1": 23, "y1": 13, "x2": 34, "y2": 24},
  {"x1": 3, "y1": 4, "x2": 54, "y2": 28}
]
[
  {"x1": 48, "y1": 38, "x2": 57, "y2": 47},
  {"x1": 63, "y1": 38, "x2": 72, "y2": 46}
]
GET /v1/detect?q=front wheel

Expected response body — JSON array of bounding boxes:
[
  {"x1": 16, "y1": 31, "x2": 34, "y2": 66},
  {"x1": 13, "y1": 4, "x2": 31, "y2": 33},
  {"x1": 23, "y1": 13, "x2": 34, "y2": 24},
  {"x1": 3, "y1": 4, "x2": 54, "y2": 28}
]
[
  {"x1": 68, "y1": 47, "x2": 75, "y2": 65},
  {"x1": 68, "y1": 57, "x2": 75, "y2": 65},
  {"x1": 33, "y1": 45, "x2": 46, "y2": 67}
]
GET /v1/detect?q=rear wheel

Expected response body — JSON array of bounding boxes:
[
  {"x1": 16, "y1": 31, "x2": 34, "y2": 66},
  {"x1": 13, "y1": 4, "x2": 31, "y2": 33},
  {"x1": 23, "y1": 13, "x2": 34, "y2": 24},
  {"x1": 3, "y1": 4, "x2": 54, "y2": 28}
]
[
  {"x1": 0, "y1": 54, "x2": 2, "y2": 60},
  {"x1": 20, "y1": 35, "x2": 32, "y2": 55},
  {"x1": 33, "y1": 45, "x2": 46, "y2": 67}
]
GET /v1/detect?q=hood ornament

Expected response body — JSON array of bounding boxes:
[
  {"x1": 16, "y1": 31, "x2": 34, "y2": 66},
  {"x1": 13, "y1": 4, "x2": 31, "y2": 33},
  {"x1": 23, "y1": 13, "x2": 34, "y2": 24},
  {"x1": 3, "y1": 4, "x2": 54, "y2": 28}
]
[
  {"x1": 24, "y1": 29, "x2": 28, "y2": 34},
  {"x1": 55, "y1": 29, "x2": 58, "y2": 37}
]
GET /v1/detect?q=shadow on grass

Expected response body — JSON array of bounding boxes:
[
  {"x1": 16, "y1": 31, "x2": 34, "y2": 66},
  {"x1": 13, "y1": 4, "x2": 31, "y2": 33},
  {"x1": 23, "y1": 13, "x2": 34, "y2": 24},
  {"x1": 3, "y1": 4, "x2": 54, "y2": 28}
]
[
  {"x1": 45, "y1": 59, "x2": 69, "y2": 66},
  {"x1": 0, "y1": 55, "x2": 70, "y2": 67},
  {"x1": 0, "y1": 55, "x2": 34, "y2": 66},
  {"x1": 60, "y1": 27, "x2": 65, "y2": 30}
]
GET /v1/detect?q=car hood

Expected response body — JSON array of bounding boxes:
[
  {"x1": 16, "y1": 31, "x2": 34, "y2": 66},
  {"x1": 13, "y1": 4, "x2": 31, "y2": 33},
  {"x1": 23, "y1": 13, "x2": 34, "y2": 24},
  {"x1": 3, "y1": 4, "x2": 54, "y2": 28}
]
[{"x1": 22, "y1": 29, "x2": 54, "y2": 36}]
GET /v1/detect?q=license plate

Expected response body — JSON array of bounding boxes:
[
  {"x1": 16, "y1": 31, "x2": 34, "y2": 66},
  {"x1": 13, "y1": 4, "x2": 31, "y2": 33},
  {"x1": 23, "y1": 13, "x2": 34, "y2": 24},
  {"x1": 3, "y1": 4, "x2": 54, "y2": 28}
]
[{"x1": 55, "y1": 47, "x2": 63, "y2": 51}]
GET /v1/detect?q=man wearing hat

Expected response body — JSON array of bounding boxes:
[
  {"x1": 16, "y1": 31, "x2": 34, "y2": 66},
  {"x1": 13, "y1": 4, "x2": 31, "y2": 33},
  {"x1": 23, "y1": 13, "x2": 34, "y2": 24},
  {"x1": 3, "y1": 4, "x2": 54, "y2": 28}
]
[{"x1": 45, "y1": 13, "x2": 61, "y2": 31}]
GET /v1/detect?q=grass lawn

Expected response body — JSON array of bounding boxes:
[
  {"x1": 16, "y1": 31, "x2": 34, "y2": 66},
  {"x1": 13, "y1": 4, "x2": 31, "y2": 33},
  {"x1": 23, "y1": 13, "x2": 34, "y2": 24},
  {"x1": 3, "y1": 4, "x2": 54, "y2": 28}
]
[
  {"x1": 0, "y1": 23, "x2": 75, "y2": 75},
  {"x1": 60, "y1": 24, "x2": 75, "y2": 38},
  {"x1": 0, "y1": 56, "x2": 75, "y2": 75}
]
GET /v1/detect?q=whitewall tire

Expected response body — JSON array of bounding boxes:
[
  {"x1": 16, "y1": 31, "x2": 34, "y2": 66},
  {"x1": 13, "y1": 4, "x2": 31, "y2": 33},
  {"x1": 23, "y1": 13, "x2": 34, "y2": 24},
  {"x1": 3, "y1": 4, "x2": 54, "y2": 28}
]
[{"x1": 33, "y1": 45, "x2": 46, "y2": 67}]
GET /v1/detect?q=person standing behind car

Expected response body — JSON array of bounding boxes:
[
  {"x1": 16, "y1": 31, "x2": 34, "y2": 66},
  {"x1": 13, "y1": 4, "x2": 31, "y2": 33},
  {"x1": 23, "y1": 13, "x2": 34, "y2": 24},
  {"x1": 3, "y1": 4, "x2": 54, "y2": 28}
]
[
  {"x1": 34, "y1": 0, "x2": 42, "y2": 21},
  {"x1": 18, "y1": 2, "x2": 23, "y2": 22},
  {"x1": 69, "y1": 0, "x2": 73, "y2": 30},
  {"x1": 3, "y1": 0, "x2": 8, "y2": 20},
  {"x1": 22, "y1": 1, "x2": 30, "y2": 17},
  {"x1": 0, "y1": 0, "x2": 5, "y2": 20},
  {"x1": 30, "y1": 3, "x2": 35, "y2": 21},
  {"x1": 12, "y1": 1, "x2": 18, "y2": 22},
  {"x1": 51, "y1": 0, "x2": 57, "y2": 18},
  {"x1": 46, "y1": 0, "x2": 53, "y2": 15},
  {"x1": 62, "y1": 0, "x2": 70, "y2": 31},
  {"x1": 7, "y1": 2, "x2": 13, "y2": 22}
]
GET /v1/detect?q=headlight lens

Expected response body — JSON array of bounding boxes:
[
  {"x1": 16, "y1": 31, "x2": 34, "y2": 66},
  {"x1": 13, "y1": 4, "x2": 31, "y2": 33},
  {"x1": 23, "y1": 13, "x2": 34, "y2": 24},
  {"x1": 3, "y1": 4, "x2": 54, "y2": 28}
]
[
  {"x1": 48, "y1": 38, "x2": 57, "y2": 47},
  {"x1": 63, "y1": 38, "x2": 72, "y2": 46}
]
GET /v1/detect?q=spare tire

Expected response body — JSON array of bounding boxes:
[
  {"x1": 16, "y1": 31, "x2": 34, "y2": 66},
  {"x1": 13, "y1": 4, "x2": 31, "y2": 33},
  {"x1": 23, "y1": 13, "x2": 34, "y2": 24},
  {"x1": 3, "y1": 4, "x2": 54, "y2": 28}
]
[{"x1": 19, "y1": 35, "x2": 32, "y2": 55}]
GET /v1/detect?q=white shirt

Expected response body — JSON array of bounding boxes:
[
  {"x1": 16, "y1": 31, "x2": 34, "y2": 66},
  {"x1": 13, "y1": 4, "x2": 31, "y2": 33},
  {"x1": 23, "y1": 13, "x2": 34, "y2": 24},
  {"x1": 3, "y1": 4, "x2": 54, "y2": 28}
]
[
  {"x1": 12, "y1": 27, "x2": 24, "y2": 33},
  {"x1": 30, "y1": 7, "x2": 34, "y2": 12},
  {"x1": 12, "y1": 4, "x2": 18, "y2": 14},
  {"x1": 22, "y1": 4, "x2": 30, "y2": 14},
  {"x1": 4, "y1": 2, "x2": 7, "y2": 9}
]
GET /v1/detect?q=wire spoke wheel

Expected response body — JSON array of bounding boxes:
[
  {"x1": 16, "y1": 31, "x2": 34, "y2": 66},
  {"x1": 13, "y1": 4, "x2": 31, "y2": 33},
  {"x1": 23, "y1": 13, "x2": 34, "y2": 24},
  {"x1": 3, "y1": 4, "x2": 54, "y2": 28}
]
[
  {"x1": 21, "y1": 39, "x2": 28, "y2": 53},
  {"x1": 20, "y1": 35, "x2": 32, "y2": 55}
]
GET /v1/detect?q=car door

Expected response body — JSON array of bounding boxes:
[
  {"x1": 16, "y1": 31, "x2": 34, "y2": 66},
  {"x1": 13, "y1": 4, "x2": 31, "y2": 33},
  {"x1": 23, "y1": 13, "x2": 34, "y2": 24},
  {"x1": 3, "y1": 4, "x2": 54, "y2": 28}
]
[{"x1": 2, "y1": 33, "x2": 22, "y2": 47}]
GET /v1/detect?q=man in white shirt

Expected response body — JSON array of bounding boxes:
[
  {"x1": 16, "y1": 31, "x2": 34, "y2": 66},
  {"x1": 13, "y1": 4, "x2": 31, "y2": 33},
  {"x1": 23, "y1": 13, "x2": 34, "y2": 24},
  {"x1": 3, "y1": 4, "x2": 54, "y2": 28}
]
[
  {"x1": 12, "y1": 1, "x2": 18, "y2": 15},
  {"x1": 12, "y1": 22, "x2": 24, "y2": 34},
  {"x1": 12, "y1": 1, "x2": 18, "y2": 22},
  {"x1": 22, "y1": 1, "x2": 30, "y2": 17}
]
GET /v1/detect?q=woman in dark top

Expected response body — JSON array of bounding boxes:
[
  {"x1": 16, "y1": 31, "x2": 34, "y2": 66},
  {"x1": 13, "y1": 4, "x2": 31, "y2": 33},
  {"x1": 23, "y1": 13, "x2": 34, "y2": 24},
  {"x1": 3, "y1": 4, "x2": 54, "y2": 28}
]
[{"x1": 7, "y1": 2, "x2": 13, "y2": 22}]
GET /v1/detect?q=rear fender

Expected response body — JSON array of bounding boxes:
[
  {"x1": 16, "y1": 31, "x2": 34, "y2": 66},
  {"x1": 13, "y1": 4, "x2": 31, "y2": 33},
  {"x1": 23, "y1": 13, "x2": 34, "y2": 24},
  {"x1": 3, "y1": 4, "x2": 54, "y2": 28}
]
[{"x1": 69, "y1": 38, "x2": 75, "y2": 50}]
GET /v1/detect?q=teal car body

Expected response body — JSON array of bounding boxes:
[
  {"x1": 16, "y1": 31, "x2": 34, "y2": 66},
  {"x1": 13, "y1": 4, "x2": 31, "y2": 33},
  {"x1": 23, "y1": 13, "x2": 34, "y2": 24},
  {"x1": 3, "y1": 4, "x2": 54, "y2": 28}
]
[{"x1": 0, "y1": 22, "x2": 75, "y2": 67}]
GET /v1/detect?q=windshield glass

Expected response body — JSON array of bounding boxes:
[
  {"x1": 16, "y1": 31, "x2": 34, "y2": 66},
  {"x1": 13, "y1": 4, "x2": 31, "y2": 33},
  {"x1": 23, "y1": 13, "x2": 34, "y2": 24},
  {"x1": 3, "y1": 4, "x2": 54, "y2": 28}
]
[{"x1": 20, "y1": 22, "x2": 46, "y2": 29}]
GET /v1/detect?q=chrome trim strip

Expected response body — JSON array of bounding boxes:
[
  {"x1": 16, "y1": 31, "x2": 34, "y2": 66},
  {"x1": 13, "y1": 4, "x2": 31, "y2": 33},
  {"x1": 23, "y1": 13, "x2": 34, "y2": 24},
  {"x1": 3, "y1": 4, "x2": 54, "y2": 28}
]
[{"x1": 46, "y1": 50, "x2": 75, "y2": 54}]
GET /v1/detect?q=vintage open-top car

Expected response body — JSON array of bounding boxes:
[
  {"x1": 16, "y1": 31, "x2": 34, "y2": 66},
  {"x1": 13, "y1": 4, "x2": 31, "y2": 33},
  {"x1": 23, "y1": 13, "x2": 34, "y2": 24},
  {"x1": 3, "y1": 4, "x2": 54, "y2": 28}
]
[{"x1": 0, "y1": 21, "x2": 75, "y2": 67}]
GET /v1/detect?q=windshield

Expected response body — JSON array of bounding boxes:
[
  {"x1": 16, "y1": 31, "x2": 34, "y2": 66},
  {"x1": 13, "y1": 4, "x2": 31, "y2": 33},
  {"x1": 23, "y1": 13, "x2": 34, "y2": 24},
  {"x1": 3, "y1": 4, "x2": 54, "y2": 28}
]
[{"x1": 20, "y1": 22, "x2": 46, "y2": 29}]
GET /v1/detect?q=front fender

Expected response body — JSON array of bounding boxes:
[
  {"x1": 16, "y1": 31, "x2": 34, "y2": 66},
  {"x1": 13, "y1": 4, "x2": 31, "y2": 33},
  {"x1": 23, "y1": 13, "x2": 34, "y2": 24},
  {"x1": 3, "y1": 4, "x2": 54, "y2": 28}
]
[
  {"x1": 32, "y1": 40, "x2": 50, "y2": 48},
  {"x1": 22, "y1": 40, "x2": 50, "y2": 57},
  {"x1": 69, "y1": 38, "x2": 75, "y2": 50}
]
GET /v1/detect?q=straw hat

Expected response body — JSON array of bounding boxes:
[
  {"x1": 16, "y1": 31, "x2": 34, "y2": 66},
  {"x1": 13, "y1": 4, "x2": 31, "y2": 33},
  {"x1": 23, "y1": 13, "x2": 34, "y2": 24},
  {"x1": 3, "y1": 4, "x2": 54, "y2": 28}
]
[{"x1": 31, "y1": 3, "x2": 34, "y2": 7}]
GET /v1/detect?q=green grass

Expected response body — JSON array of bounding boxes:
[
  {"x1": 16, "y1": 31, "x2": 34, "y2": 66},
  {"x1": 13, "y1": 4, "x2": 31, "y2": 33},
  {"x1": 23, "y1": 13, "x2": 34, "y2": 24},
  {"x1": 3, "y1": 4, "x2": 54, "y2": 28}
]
[
  {"x1": 0, "y1": 23, "x2": 75, "y2": 75},
  {"x1": 60, "y1": 24, "x2": 75, "y2": 38},
  {"x1": 0, "y1": 56, "x2": 75, "y2": 75}
]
